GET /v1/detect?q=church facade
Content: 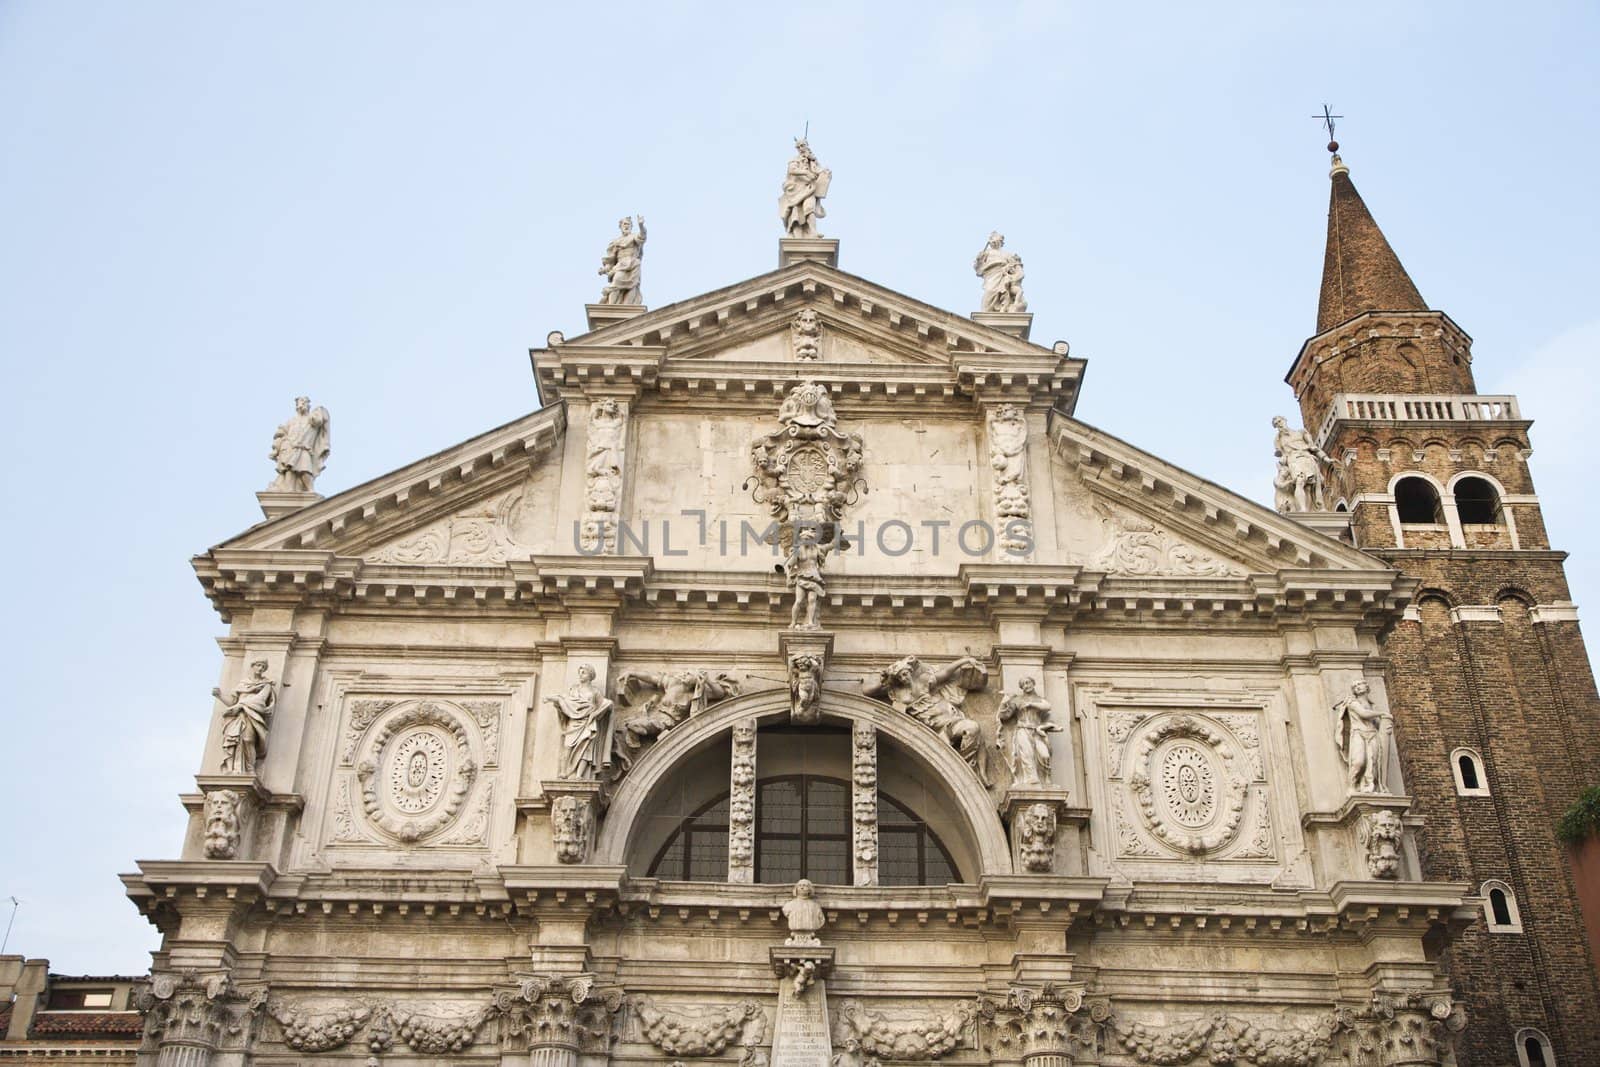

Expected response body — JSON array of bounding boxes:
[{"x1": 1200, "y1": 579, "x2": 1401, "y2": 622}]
[{"x1": 122, "y1": 144, "x2": 1600, "y2": 1067}]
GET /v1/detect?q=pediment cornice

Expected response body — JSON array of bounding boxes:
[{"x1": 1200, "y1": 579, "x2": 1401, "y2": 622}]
[
  {"x1": 534, "y1": 261, "x2": 1084, "y2": 413},
  {"x1": 1048, "y1": 413, "x2": 1390, "y2": 576}
]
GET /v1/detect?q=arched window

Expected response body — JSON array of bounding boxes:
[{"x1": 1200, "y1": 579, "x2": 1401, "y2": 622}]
[
  {"x1": 1515, "y1": 1028, "x2": 1554, "y2": 1067},
  {"x1": 1454, "y1": 476, "x2": 1502, "y2": 524},
  {"x1": 1450, "y1": 747, "x2": 1490, "y2": 796},
  {"x1": 648, "y1": 775, "x2": 958, "y2": 886},
  {"x1": 1483, "y1": 879, "x2": 1523, "y2": 932},
  {"x1": 1395, "y1": 476, "x2": 1443, "y2": 524}
]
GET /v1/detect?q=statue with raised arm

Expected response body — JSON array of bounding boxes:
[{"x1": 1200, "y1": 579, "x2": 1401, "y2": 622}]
[
  {"x1": 1333, "y1": 681, "x2": 1394, "y2": 794},
  {"x1": 612, "y1": 668, "x2": 741, "y2": 769},
  {"x1": 998, "y1": 677, "x2": 1063, "y2": 787},
  {"x1": 267, "y1": 396, "x2": 331, "y2": 493},
  {"x1": 865, "y1": 655, "x2": 991, "y2": 783},
  {"x1": 1272, "y1": 415, "x2": 1331, "y2": 512},
  {"x1": 779, "y1": 139, "x2": 831, "y2": 237},
  {"x1": 784, "y1": 527, "x2": 826, "y2": 630},
  {"x1": 973, "y1": 232, "x2": 1027, "y2": 313},
  {"x1": 546, "y1": 665, "x2": 615, "y2": 780},
  {"x1": 598, "y1": 215, "x2": 647, "y2": 305},
  {"x1": 215, "y1": 658, "x2": 277, "y2": 774}
]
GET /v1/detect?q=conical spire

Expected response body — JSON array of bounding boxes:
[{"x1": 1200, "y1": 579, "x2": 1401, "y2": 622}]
[{"x1": 1316, "y1": 150, "x2": 1427, "y2": 334}]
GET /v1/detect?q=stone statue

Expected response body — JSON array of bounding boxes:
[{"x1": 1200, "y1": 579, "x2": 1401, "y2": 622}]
[
  {"x1": 598, "y1": 215, "x2": 647, "y2": 305},
  {"x1": 998, "y1": 678, "x2": 1062, "y2": 787},
  {"x1": 545, "y1": 665, "x2": 615, "y2": 780},
  {"x1": 214, "y1": 658, "x2": 277, "y2": 775},
  {"x1": 1272, "y1": 454, "x2": 1297, "y2": 514},
  {"x1": 865, "y1": 656, "x2": 991, "y2": 783},
  {"x1": 779, "y1": 139, "x2": 830, "y2": 237},
  {"x1": 1271, "y1": 416, "x2": 1331, "y2": 512},
  {"x1": 788, "y1": 653, "x2": 823, "y2": 725},
  {"x1": 1333, "y1": 681, "x2": 1394, "y2": 794},
  {"x1": 973, "y1": 232, "x2": 1027, "y2": 313},
  {"x1": 782, "y1": 879, "x2": 825, "y2": 946},
  {"x1": 791, "y1": 308, "x2": 821, "y2": 361},
  {"x1": 613, "y1": 668, "x2": 741, "y2": 769},
  {"x1": 784, "y1": 527, "x2": 826, "y2": 630},
  {"x1": 267, "y1": 397, "x2": 331, "y2": 493}
]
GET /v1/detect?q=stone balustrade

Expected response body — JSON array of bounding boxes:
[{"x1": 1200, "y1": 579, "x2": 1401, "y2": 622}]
[{"x1": 1317, "y1": 392, "x2": 1522, "y2": 447}]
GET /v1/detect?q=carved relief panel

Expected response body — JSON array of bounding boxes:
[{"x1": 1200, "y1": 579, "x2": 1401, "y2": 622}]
[
  {"x1": 325, "y1": 696, "x2": 503, "y2": 852},
  {"x1": 1093, "y1": 692, "x2": 1279, "y2": 873}
]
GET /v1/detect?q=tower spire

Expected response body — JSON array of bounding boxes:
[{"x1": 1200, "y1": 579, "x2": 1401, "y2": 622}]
[{"x1": 1315, "y1": 135, "x2": 1427, "y2": 334}]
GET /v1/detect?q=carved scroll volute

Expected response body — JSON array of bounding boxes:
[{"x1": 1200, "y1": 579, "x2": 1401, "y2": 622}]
[
  {"x1": 851, "y1": 721, "x2": 878, "y2": 887},
  {"x1": 495, "y1": 974, "x2": 624, "y2": 1067},
  {"x1": 729, "y1": 719, "x2": 758, "y2": 883}
]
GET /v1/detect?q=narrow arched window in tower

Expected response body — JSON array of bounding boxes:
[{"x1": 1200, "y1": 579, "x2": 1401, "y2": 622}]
[
  {"x1": 1395, "y1": 476, "x2": 1444, "y2": 524},
  {"x1": 1483, "y1": 880, "x2": 1522, "y2": 931},
  {"x1": 1515, "y1": 1028, "x2": 1554, "y2": 1067},
  {"x1": 1459, "y1": 753, "x2": 1479, "y2": 789},
  {"x1": 1451, "y1": 748, "x2": 1489, "y2": 795},
  {"x1": 1454, "y1": 476, "x2": 1501, "y2": 525}
]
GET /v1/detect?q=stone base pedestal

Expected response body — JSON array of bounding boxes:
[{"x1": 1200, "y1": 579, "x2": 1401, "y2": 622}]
[
  {"x1": 1001, "y1": 788, "x2": 1074, "y2": 874},
  {"x1": 770, "y1": 946, "x2": 834, "y2": 1067},
  {"x1": 1304, "y1": 793, "x2": 1415, "y2": 882},
  {"x1": 1284, "y1": 509, "x2": 1352, "y2": 540},
  {"x1": 585, "y1": 303, "x2": 648, "y2": 331},
  {"x1": 542, "y1": 779, "x2": 603, "y2": 864},
  {"x1": 255, "y1": 490, "x2": 320, "y2": 519},
  {"x1": 779, "y1": 238, "x2": 839, "y2": 268},
  {"x1": 972, "y1": 311, "x2": 1033, "y2": 340}
]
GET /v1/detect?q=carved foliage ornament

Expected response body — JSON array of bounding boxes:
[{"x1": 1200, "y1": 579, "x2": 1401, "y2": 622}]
[
  {"x1": 346, "y1": 701, "x2": 485, "y2": 845},
  {"x1": 1336, "y1": 990, "x2": 1466, "y2": 1067},
  {"x1": 988, "y1": 985, "x2": 1107, "y2": 1060},
  {"x1": 729, "y1": 720, "x2": 758, "y2": 881},
  {"x1": 852, "y1": 720, "x2": 878, "y2": 885},
  {"x1": 138, "y1": 970, "x2": 267, "y2": 1054},
  {"x1": 835, "y1": 1000, "x2": 978, "y2": 1061},
  {"x1": 632, "y1": 996, "x2": 766, "y2": 1058},
  {"x1": 1113, "y1": 1012, "x2": 1337, "y2": 1067},
  {"x1": 988, "y1": 404, "x2": 1032, "y2": 554},
  {"x1": 1126, "y1": 715, "x2": 1248, "y2": 855},
  {"x1": 494, "y1": 973, "x2": 623, "y2": 1053},
  {"x1": 268, "y1": 999, "x2": 372, "y2": 1053}
]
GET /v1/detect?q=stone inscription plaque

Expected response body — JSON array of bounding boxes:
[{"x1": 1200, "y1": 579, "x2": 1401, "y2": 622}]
[{"x1": 770, "y1": 975, "x2": 831, "y2": 1067}]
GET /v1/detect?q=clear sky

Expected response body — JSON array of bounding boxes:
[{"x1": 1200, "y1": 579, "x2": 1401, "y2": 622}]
[{"x1": 1, "y1": 2, "x2": 1596, "y2": 973}]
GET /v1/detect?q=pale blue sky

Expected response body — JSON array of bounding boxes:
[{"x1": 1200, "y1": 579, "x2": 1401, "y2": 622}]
[{"x1": 1, "y1": 2, "x2": 1596, "y2": 973}]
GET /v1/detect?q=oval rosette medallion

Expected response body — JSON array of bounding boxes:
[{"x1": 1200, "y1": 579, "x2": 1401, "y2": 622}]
[
  {"x1": 1125, "y1": 714, "x2": 1247, "y2": 855},
  {"x1": 354, "y1": 703, "x2": 478, "y2": 843}
]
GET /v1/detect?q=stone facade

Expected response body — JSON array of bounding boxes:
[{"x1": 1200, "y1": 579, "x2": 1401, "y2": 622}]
[{"x1": 117, "y1": 156, "x2": 1600, "y2": 1067}]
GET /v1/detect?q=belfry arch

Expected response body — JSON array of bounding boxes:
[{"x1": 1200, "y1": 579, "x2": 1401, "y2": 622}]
[{"x1": 593, "y1": 687, "x2": 1014, "y2": 876}]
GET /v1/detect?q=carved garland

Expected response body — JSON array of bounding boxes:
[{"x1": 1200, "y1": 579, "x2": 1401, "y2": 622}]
[
  {"x1": 632, "y1": 996, "x2": 766, "y2": 1057},
  {"x1": 1126, "y1": 715, "x2": 1247, "y2": 855},
  {"x1": 852, "y1": 721, "x2": 878, "y2": 886},
  {"x1": 835, "y1": 1000, "x2": 977, "y2": 1061},
  {"x1": 729, "y1": 720, "x2": 758, "y2": 883},
  {"x1": 355, "y1": 704, "x2": 478, "y2": 843}
]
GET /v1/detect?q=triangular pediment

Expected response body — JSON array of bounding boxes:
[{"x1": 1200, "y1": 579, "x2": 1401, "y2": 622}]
[
  {"x1": 1048, "y1": 414, "x2": 1386, "y2": 577},
  {"x1": 212, "y1": 404, "x2": 566, "y2": 557},
  {"x1": 534, "y1": 260, "x2": 1084, "y2": 413}
]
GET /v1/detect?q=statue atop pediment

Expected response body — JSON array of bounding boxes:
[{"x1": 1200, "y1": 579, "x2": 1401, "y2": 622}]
[{"x1": 779, "y1": 139, "x2": 830, "y2": 237}]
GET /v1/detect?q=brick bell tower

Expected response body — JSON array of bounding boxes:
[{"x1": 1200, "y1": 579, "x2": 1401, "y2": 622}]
[{"x1": 1285, "y1": 138, "x2": 1600, "y2": 1065}]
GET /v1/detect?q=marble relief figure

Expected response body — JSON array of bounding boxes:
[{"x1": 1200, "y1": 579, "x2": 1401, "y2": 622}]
[
  {"x1": 267, "y1": 396, "x2": 330, "y2": 492},
  {"x1": 1333, "y1": 681, "x2": 1394, "y2": 794},
  {"x1": 612, "y1": 668, "x2": 741, "y2": 770},
  {"x1": 997, "y1": 678, "x2": 1062, "y2": 787},
  {"x1": 545, "y1": 665, "x2": 614, "y2": 780},
  {"x1": 215, "y1": 658, "x2": 276, "y2": 775},
  {"x1": 865, "y1": 656, "x2": 991, "y2": 783}
]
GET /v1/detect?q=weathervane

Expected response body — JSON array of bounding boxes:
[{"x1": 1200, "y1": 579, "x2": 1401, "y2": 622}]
[{"x1": 1313, "y1": 103, "x2": 1344, "y2": 152}]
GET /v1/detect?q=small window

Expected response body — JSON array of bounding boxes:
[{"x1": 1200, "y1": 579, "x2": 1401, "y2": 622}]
[
  {"x1": 1455, "y1": 476, "x2": 1501, "y2": 524},
  {"x1": 1395, "y1": 476, "x2": 1443, "y2": 524},
  {"x1": 1515, "y1": 1028, "x2": 1554, "y2": 1067},
  {"x1": 1483, "y1": 879, "x2": 1523, "y2": 932},
  {"x1": 46, "y1": 989, "x2": 115, "y2": 1010},
  {"x1": 1451, "y1": 748, "x2": 1490, "y2": 796}
]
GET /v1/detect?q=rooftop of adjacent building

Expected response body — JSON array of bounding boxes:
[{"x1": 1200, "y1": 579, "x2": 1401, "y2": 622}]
[{"x1": 0, "y1": 957, "x2": 143, "y2": 1047}]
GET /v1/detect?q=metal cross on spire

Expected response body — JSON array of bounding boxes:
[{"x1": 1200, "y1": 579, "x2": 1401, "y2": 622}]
[{"x1": 1313, "y1": 104, "x2": 1344, "y2": 151}]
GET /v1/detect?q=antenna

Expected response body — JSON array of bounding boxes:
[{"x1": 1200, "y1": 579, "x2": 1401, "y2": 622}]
[{"x1": 1, "y1": 897, "x2": 19, "y2": 955}]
